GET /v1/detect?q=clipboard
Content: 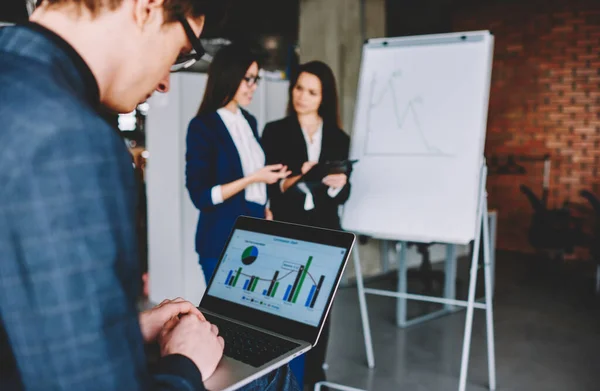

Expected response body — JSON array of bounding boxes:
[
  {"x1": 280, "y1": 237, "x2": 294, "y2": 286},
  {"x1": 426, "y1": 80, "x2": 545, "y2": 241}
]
[{"x1": 296, "y1": 159, "x2": 358, "y2": 190}]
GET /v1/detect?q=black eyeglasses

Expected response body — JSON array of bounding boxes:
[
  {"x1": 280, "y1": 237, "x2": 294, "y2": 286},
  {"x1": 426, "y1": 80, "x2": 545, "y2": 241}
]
[
  {"x1": 243, "y1": 75, "x2": 261, "y2": 86},
  {"x1": 171, "y1": 14, "x2": 206, "y2": 73}
]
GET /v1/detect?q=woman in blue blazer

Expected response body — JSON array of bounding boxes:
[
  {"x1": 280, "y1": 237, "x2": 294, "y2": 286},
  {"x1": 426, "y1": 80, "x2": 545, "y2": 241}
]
[{"x1": 185, "y1": 43, "x2": 290, "y2": 283}]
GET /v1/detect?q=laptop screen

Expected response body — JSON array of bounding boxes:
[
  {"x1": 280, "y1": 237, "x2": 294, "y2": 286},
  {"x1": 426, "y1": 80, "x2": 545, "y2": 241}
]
[{"x1": 206, "y1": 228, "x2": 347, "y2": 327}]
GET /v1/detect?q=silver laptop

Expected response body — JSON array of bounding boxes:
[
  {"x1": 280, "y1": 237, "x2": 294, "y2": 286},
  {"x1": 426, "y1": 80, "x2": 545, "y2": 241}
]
[{"x1": 199, "y1": 216, "x2": 356, "y2": 391}]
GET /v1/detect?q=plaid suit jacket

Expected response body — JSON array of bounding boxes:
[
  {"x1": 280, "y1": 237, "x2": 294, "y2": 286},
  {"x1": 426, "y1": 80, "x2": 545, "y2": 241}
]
[{"x1": 0, "y1": 23, "x2": 204, "y2": 391}]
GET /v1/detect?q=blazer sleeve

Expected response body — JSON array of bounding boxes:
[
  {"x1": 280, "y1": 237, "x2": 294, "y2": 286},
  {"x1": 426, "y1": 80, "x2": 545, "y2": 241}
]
[
  {"x1": 318, "y1": 130, "x2": 352, "y2": 205},
  {"x1": 261, "y1": 122, "x2": 280, "y2": 165},
  {"x1": 261, "y1": 122, "x2": 284, "y2": 200},
  {"x1": 329, "y1": 181, "x2": 351, "y2": 205},
  {"x1": 0, "y1": 125, "x2": 205, "y2": 391},
  {"x1": 185, "y1": 116, "x2": 219, "y2": 212}
]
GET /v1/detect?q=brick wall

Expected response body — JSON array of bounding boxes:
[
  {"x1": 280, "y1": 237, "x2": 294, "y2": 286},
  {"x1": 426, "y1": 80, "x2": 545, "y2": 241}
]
[{"x1": 453, "y1": 0, "x2": 600, "y2": 252}]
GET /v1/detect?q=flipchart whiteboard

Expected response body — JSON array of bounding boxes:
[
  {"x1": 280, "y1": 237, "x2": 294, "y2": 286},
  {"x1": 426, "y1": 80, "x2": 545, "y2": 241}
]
[{"x1": 341, "y1": 31, "x2": 494, "y2": 244}]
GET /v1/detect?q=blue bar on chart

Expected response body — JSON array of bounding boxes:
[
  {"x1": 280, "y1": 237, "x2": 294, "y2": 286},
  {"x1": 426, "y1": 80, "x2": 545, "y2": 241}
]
[
  {"x1": 243, "y1": 279, "x2": 250, "y2": 290},
  {"x1": 283, "y1": 285, "x2": 292, "y2": 301},
  {"x1": 225, "y1": 270, "x2": 233, "y2": 285},
  {"x1": 263, "y1": 289, "x2": 267, "y2": 295},
  {"x1": 305, "y1": 285, "x2": 317, "y2": 307}
]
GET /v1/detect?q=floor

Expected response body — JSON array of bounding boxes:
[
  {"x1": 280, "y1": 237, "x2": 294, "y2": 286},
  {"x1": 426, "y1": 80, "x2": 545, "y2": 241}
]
[{"x1": 321, "y1": 251, "x2": 600, "y2": 391}]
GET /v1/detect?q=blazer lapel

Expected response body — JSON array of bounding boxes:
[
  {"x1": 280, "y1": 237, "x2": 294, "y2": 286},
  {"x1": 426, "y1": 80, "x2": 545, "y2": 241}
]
[
  {"x1": 319, "y1": 122, "x2": 335, "y2": 163},
  {"x1": 211, "y1": 112, "x2": 244, "y2": 178},
  {"x1": 290, "y1": 116, "x2": 309, "y2": 165}
]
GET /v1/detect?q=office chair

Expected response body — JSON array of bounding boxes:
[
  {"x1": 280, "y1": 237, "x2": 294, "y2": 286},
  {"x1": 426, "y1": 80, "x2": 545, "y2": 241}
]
[
  {"x1": 405, "y1": 242, "x2": 445, "y2": 294},
  {"x1": 580, "y1": 190, "x2": 600, "y2": 294},
  {"x1": 520, "y1": 184, "x2": 580, "y2": 255}
]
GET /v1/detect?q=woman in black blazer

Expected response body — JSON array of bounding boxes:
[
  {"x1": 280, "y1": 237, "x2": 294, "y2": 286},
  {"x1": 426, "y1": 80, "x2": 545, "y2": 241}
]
[
  {"x1": 261, "y1": 61, "x2": 351, "y2": 389},
  {"x1": 262, "y1": 61, "x2": 351, "y2": 230}
]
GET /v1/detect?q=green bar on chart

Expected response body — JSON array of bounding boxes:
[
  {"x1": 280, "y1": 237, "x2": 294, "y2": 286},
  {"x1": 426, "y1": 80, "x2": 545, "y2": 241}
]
[
  {"x1": 271, "y1": 281, "x2": 280, "y2": 297},
  {"x1": 292, "y1": 256, "x2": 313, "y2": 303},
  {"x1": 232, "y1": 267, "x2": 242, "y2": 287}
]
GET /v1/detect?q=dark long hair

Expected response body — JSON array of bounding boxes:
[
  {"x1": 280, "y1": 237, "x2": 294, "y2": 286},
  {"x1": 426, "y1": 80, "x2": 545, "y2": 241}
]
[
  {"x1": 287, "y1": 61, "x2": 342, "y2": 129},
  {"x1": 197, "y1": 43, "x2": 261, "y2": 115}
]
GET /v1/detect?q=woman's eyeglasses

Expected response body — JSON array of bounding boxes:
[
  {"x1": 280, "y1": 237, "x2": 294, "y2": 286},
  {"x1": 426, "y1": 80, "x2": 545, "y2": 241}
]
[
  {"x1": 243, "y1": 75, "x2": 261, "y2": 86},
  {"x1": 171, "y1": 14, "x2": 206, "y2": 73}
]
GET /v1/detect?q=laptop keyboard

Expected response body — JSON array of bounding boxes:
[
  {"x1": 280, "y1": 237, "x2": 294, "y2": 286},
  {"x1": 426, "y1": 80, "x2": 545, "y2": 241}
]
[{"x1": 204, "y1": 314, "x2": 300, "y2": 368}]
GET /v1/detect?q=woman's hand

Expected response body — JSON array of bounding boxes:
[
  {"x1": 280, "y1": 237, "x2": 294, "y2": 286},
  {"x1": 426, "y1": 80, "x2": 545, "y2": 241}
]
[
  {"x1": 265, "y1": 207, "x2": 273, "y2": 220},
  {"x1": 279, "y1": 161, "x2": 317, "y2": 193},
  {"x1": 322, "y1": 173, "x2": 347, "y2": 189},
  {"x1": 251, "y1": 164, "x2": 291, "y2": 185},
  {"x1": 301, "y1": 161, "x2": 318, "y2": 175}
]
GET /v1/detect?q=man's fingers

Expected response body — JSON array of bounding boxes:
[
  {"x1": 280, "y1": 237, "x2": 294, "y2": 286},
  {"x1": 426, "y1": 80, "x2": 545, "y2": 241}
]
[
  {"x1": 210, "y1": 323, "x2": 219, "y2": 336},
  {"x1": 170, "y1": 301, "x2": 205, "y2": 320},
  {"x1": 159, "y1": 297, "x2": 185, "y2": 307},
  {"x1": 161, "y1": 316, "x2": 179, "y2": 337},
  {"x1": 217, "y1": 336, "x2": 225, "y2": 349}
]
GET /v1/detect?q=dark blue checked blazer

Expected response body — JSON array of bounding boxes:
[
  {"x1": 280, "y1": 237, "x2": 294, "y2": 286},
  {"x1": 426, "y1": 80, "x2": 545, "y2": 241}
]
[{"x1": 0, "y1": 23, "x2": 204, "y2": 390}]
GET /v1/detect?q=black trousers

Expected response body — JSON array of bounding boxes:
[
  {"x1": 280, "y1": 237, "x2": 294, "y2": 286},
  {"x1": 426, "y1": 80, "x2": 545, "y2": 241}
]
[
  {"x1": 303, "y1": 316, "x2": 331, "y2": 386},
  {"x1": 273, "y1": 209, "x2": 339, "y2": 387}
]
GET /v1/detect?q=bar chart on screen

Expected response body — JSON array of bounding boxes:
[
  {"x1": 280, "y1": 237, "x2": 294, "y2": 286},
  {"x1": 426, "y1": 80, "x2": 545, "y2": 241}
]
[
  {"x1": 207, "y1": 230, "x2": 346, "y2": 326},
  {"x1": 221, "y1": 253, "x2": 326, "y2": 308}
]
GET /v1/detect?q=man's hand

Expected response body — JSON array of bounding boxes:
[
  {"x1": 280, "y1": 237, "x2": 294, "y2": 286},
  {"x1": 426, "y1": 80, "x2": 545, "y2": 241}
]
[
  {"x1": 159, "y1": 315, "x2": 225, "y2": 381},
  {"x1": 139, "y1": 298, "x2": 204, "y2": 343}
]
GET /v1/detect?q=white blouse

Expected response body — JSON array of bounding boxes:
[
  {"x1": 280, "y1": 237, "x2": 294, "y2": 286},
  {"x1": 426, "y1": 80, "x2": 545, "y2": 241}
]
[
  {"x1": 296, "y1": 123, "x2": 343, "y2": 210},
  {"x1": 211, "y1": 107, "x2": 267, "y2": 206}
]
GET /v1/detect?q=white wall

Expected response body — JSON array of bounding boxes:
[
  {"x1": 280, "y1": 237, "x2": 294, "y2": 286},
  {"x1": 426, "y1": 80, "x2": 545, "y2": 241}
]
[
  {"x1": 247, "y1": 77, "x2": 290, "y2": 135},
  {"x1": 145, "y1": 73, "x2": 289, "y2": 305}
]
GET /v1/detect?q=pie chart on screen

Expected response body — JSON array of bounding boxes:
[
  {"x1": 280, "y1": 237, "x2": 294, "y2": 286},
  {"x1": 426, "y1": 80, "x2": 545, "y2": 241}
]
[{"x1": 241, "y1": 246, "x2": 259, "y2": 265}]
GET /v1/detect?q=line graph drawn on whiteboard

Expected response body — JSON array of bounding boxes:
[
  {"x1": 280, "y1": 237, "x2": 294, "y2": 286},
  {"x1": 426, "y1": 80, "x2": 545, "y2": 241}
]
[{"x1": 363, "y1": 70, "x2": 454, "y2": 157}]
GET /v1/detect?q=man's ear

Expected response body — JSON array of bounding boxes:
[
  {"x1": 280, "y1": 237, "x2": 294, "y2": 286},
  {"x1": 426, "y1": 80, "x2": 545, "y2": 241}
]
[{"x1": 132, "y1": 0, "x2": 166, "y2": 29}]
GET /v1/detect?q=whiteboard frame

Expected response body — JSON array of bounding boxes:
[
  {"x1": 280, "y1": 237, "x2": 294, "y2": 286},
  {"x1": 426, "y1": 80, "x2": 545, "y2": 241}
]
[
  {"x1": 342, "y1": 30, "x2": 495, "y2": 244},
  {"x1": 354, "y1": 163, "x2": 497, "y2": 391}
]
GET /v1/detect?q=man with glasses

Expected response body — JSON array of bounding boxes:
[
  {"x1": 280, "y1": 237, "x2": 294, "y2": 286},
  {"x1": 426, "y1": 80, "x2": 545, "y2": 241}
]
[{"x1": 0, "y1": 1, "x2": 298, "y2": 390}]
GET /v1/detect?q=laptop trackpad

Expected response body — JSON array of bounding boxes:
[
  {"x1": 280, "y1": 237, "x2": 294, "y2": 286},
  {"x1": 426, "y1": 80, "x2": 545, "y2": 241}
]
[{"x1": 203, "y1": 355, "x2": 257, "y2": 391}]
